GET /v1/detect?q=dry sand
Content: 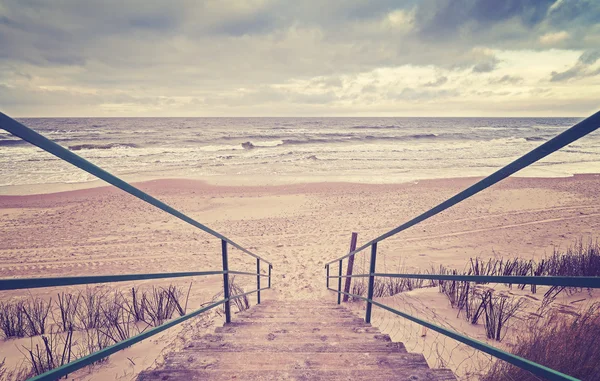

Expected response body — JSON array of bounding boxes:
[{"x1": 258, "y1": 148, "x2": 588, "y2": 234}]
[{"x1": 1, "y1": 174, "x2": 600, "y2": 379}]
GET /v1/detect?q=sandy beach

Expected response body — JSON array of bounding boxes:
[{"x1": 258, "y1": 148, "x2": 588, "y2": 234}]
[{"x1": 1, "y1": 174, "x2": 599, "y2": 379}]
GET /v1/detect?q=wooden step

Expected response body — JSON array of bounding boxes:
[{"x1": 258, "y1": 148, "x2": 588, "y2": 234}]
[
  {"x1": 139, "y1": 368, "x2": 452, "y2": 380},
  {"x1": 160, "y1": 352, "x2": 428, "y2": 371},
  {"x1": 223, "y1": 319, "x2": 371, "y2": 327},
  {"x1": 180, "y1": 340, "x2": 407, "y2": 353},
  {"x1": 136, "y1": 299, "x2": 456, "y2": 381},
  {"x1": 248, "y1": 304, "x2": 351, "y2": 311},
  {"x1": 203, "y1": 331, "x2": 394, "y2": 343},
  {"x1": 214, "y1": 324, "x2": 380, "y2": 334},
  {"x1": 431, "y1": 368, "x2": 460, "y2": 380},
  {"x1": 237, "y1": 311, "x2": 358, "y2": 319}
]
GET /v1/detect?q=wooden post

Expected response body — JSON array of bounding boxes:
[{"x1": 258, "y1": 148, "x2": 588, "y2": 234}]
[{"x1": 342, "y1": 232, "x2": 358, "y2": 302}]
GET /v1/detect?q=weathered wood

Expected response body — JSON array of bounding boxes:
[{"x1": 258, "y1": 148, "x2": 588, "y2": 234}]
[
  {"x1": 160, "y1": 352, "x2": 427, "y2": 370},
  {"x1": 137, "y1": 299, "x2": 456, "y2": 381},
  {"x1": 140, "y1": 369, "x2": 455, "y2": 381},
  {"x1": 343, "y1": 232, "x2": 358, "y2": 302}
]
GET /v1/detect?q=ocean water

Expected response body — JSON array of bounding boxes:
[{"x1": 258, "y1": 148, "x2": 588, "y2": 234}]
[{"x1": 1, "y1": 117, "x2": 599, "y2": 188}]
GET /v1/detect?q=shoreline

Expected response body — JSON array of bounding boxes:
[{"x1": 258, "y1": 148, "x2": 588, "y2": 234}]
[{"x1": 2, "y1": 172, "x2": 600, "y2": 197}]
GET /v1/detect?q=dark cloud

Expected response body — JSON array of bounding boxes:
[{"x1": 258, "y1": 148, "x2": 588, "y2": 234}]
[
  {"x1": 423, "y1": 76, "x2": 448, "y2": 87},
  {"x1": 579, "y1": 50, "x2": 600, "y2": 65},
  {"x1": 547, "y1": 0, "x2": 600, "y2": 27},
  {"x1": 490, "y1": 75, "x2": 524, "y2": 84},
  {"x1": 550, "y1": 49, "x2": 600, "y2": 82},
  {"x1": 472, "y1": 58, "x2": 499, "y2": 73},
  {"x1": 387, "y1": 87, "x2": 459, "y2": 101},
  {"x1": 414, "y1": 0, "x2": 555, "y2": 40}
]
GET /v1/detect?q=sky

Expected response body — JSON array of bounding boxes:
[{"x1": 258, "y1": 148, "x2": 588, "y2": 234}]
[{"x1": 0, "y1": 0, "x2": 599, "y2": 117}]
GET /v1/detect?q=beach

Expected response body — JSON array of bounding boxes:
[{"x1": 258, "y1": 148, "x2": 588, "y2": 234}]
[{"x1": 1, "y1": 175, "x2": 599, "y2": 378}]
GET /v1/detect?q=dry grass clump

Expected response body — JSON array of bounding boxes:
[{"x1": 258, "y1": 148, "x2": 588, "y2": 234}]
[
  {"x1": 0, "y1": 358, "x2": 32, "y2": 381},
  {"x1": 1, "y1": 283, "x2": 193, "y2": 378},
  {"x1": 432, "y1": 240, "x2": 598, "y2": 341},
  {"x1": 461, "y1": 239, "x2": 599, "y2": 299},
  {"x1": 20, "y1": 328, "x2": 74, "y2": 377},
  {"x1": 438, "y1": 277, "x2": 523, "y2": 341},
  {"x1": 482, "y1": 304, "x2": 600, "y2": 380},
  {"x1": 0, "y1": 283, "x2": 192, "y2": 342},
  {"x1": 22, "y1": 298, "x2": 52, "y2": 336},
  {"x1": 54, "y1": 292, "x2": 80, "y2": 332},
  {"x1": 347, "y1": 269, "x2": 431, "y2": 302},
  {"x1": 212, "y1": 276, "x2": 251, "y2": 314},
  {"x1": 0, "y1": 301, "x2": 27, "y2": 339}
]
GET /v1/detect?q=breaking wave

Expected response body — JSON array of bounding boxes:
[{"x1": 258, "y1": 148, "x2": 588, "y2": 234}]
[
  {"x1": 0, "y1": 139, "x2": 28, "y2": 147},
  {"x1": 68, "y1": 143, "x2": 139, "y2": 151}
]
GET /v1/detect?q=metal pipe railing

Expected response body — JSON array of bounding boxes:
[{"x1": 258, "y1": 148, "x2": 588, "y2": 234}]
[
  {"x1": 326, "y1": 273, "x2": 600, "y2": 288},
  {"x1": 333, "y1": 288, "x2": 578, "y2": 381},
  {"x1": 0, "y1": 241, "x2": 273, "y2": 381},
  {"x1": 0, "y1": 112, "x2": 275, "y2": 380},
  {"x1": 325, "y1": 110, "x2": 600, "y2": 381},
  {"x1": 28, "y1": 299, "x2": 227, "y2": 381}
]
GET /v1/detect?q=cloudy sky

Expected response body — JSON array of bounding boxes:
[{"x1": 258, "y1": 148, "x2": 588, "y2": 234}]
[{"x1": 1, "y1": 0, "x2": 599, "y2": 117}]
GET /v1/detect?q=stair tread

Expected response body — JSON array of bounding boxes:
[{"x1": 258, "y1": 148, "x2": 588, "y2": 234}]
[
  {"x1": 179, "y1": 340, "x2": 407, "y2": 353},
  {"x1": 201, "y1": 332, "x2": 393, "y2": 342},
  {"x1": 215, "y1": 324, "x2": 380, "y2": 334},
  {"x1": 139, "y1": 368, "x2": 452, "y2": 380},
  {"x1": 136, "y1": 299, "x2": 456, "y2": 381},
  {"x1": 160, "y1": 351, "x2": 428, "y2": 370}
]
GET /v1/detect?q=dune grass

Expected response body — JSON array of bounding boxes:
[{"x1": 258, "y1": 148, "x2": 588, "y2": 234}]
[{"x1": 482, "y1": 303, "x2": 600, "y2": 380}]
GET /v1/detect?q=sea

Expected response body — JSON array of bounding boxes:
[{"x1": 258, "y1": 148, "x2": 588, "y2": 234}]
[{"x1": 1, "y1": 117, "x2": 600, "y2": 189}]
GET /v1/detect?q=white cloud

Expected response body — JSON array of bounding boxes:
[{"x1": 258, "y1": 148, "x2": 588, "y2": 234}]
[{"x1": 539, "y1": 31, "x2": 569, "y2": 45}]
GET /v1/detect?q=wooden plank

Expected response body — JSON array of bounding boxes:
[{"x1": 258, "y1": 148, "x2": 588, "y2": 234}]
[{"x1": 342, "y1": 232, "x2": 358, "y2": 302}]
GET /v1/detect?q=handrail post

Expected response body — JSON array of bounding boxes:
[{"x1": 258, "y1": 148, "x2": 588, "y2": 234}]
[
  {"x1": 343, "y1": 232, "x2": 358, "y2": 302},
  {"x1": 268, "y1": 264, "x2": 272, "y2": 288},
  {"x1": 365, "y1": 242, "x2": 377, "y2": 323},
  {"x1": 221, "y1": 239, "x2": 231, "y2": 323},
  {"x1": 257, "y1": 258, "x2": 261, "y2": 304},
  {"x1": 326, "y1": 264, "x2": 330, "y2": 289},
  {"x1": 337, "y1": 260, "x2": 343, "y2": 304}
]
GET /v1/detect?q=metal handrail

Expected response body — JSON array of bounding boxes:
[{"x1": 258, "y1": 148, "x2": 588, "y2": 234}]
[
  {"x1": 0, "y1": 270, "x2": 271, "y2": 291},
  {"x1": 325, "y1": 110, "x2": 600, "y2": 381},
  {"x1": 0, "y1": 246, "x2": 272, "y2": 381},
  {"x1": 333, "y1": 288, "x2": 578, "y2": 381},
  {"x1": 326, "y1": 110, "x2": 600, "y2": 265},
  {"x1": 0, "y1": 112, "x2": 275, "y2": 380},
  {"x1": 326, "y1": 273, "x2": 600, "y2": 288},
  {"x1": 0, "y1": 112, "x2": 271, "y2": 265},
  {"x1": 27, "y1": 299, "x2": 227, "y2": 381},
  {"x1": 0, "y1": 271, "x2": 225, "y2": 290}
]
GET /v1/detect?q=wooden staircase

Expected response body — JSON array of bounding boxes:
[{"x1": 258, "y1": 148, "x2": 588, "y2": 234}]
[{"x1": 138, "y1": 299, "x2": 456, "y2": 380}]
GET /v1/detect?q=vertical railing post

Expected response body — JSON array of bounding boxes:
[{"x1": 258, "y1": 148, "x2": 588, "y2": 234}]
[
  {"x1": 326, "y1": 264, "x2": 330, "y2": 289},
  {"x1": 365, "y1": 242, "x2": 378, "y2": 323},
  {"x1": 337, "y1": 260, "x2": 343, "y2": 304},
  {"x1": 221, "y1": 239, "x2": 231, "y2": 323},
  {"x1": 257, "y1": 258, "x2": 261, "y2": 304},
  {"x1": 343, "y1": 232, "x2": 358, "y2": 302},
  {"x1": 268, "y1": 264, "x2": 272, "y2": 288}
]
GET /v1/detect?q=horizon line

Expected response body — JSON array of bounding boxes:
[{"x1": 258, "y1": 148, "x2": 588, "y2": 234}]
[{"x1": 11, "y1": 115, "x2": 586, "y2": 119}]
